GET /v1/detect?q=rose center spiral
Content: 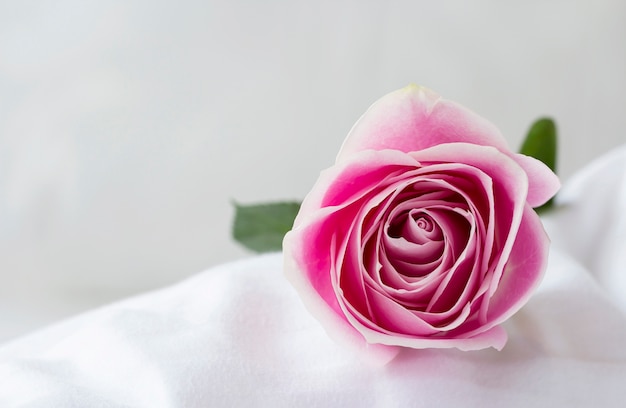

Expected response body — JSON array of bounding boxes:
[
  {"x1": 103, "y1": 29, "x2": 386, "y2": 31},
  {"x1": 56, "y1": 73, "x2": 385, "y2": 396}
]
[
  {"x1": 387, "y1": 210, "x2": 442, "y2": 244},
  {"x1": 415, "y1": 216, "x2": 433, "y2": 232}
]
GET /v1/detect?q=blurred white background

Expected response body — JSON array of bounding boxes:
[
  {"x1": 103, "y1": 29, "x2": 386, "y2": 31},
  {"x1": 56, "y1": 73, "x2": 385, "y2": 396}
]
[{"x1": 1, "y1": 0, "x2": 625, "y2": 342}]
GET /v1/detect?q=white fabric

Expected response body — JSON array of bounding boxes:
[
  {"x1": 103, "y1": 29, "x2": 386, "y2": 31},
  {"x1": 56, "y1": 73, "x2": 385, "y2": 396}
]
[{"x1": 1, "y1": 146, "x2": 626, "y2": 407}]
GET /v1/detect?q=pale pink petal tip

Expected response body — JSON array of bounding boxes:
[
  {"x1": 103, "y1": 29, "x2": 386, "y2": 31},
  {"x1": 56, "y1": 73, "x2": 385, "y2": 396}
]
[
  {"x1": 336, "y1": 84, "x2": 510, "y2": 162},
  {"x1": 514, "y1": 154, "x2": 561, "y2": 207}
]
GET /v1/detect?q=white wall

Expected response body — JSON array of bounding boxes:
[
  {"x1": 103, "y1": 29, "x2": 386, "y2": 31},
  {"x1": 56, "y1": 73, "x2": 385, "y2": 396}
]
[{"x1": 1, "y1": 0, "x2": 625, "y2": 341}]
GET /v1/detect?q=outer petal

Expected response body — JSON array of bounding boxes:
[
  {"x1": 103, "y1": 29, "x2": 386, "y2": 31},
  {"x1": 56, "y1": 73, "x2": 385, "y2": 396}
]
[
  {"x1": 513, "y1": 153, "x2": 561, "y2": 207},
  {"x1": 293, "y1": 150, "x2": 420, "y2": 229},
  {"x1": 283, "y1": 217, "x2": 399, "y2": 364},
  {"x1": 351, "y1": 318, "x2": 508, "y2": 351},
  {"x1": 483, "y1": 204, "x2": 550, "y2": 327},
  {"x1": 336, "y1": 84, "x2": 510, "y2": 162}
]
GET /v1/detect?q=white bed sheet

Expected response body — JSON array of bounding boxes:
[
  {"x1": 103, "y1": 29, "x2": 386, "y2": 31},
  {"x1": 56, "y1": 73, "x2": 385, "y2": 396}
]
[{"x1": 1, "y1": 145, "x2": 625, "y2": 407}]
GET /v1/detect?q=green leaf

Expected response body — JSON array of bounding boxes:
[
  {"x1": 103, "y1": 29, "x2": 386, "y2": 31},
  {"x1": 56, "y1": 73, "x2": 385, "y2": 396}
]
[
  {"x1": 519, "y1": 117, "x2": 558, "y2": 212},
  {"x1": 232, "y1": 201, "x2": 301, "y2": 253}
]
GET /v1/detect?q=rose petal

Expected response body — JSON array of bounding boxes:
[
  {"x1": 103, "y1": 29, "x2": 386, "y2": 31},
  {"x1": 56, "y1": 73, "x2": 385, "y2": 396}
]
[
  {"x1": 364, "y1": 287, "x2": 441, "y2": 336},
  {"x1": 284, "y1": 221, "x2": 400, "y2": 363},
  {"x1": 513, "y1": 153, "x2": 561, "y2": 207},
  {"x1": 351, "y1": 314, "x2": 508, "y2": 350},
  {"x1": 484, "y1": 203, "x2": 550, "y2": 323},
  {"x1": 336, "y1": 84, "x2": 510, "y2": 162}
]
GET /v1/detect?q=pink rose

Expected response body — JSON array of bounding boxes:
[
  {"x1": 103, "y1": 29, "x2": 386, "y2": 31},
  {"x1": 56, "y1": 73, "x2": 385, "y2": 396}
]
[{"x1": 283, "y1": 85, "x2": 560, "y2": 358}]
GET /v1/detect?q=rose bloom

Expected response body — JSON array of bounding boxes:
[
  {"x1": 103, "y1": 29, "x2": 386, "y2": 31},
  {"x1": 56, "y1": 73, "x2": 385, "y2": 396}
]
[{"x1": 283, "y1": 85, "x2": 560, "y2": 357}]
